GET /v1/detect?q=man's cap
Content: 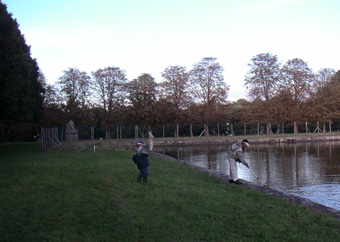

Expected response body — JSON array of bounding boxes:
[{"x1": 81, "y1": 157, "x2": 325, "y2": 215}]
[{"x1": 241, "y1": 139, "x2": 250, "y2": 147}]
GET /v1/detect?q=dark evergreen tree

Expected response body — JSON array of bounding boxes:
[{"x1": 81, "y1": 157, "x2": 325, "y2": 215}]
[{"x1": 0, "y1": 1, "x2": 44, "y2": 124}]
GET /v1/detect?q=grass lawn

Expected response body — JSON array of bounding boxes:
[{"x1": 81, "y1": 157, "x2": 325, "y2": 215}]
[{"x1": 0, "y1": 142, "x2": 339, "y2": 241}]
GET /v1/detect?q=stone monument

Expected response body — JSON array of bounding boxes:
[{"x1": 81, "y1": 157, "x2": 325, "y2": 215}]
[{"x1": 65, "y1": 120, "x2": 78, "y2": 141}]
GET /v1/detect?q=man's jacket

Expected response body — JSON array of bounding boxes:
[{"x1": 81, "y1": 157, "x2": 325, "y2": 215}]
[{"x1": 227, "y1": 142, "x2": 248, "y2": 167}]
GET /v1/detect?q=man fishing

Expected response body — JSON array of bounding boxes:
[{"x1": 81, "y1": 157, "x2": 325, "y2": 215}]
[{"x1": 226, "y1": 139, "x2": 250, "y2": 185}]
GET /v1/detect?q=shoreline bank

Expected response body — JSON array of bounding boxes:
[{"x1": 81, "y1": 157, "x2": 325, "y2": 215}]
[
  {"x1": 153, "y1": 152, "x2": 340, "y2": 220},
  {"x1": 152, "y1": 133, "x2": 340, "y2": 147},
  {"x1": 57, "y1": 133, "x2": 340, "y2": 151}
]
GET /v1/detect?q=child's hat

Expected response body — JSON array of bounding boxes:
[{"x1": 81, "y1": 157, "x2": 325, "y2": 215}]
[{"x1": 137, "y1": 141, "x2": 146, "y2": 146}]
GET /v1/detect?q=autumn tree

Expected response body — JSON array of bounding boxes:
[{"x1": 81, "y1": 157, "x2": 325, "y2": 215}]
[
  {"x1": 270, "y1": 90, "x2": 296, "y2": 134},
  {"x1": 312, "y1": 68, "x2": 335, "y2": 91},
  {"x1": 127, "y1": 74, "x2": 158, "y2": 135},
  {"x1": 42, "y1": 84, "x2": 61, "y2": 108},
  {"x1": 230, "y1": 99, "x2": 252, "y2": 135},
  {"x1": 244, "y1": 53, "x2": 281, "y2": 133},
  {"x1": 307, "y1": 68, "x2": 335, "y2": 132},
  {"x1": 40, "y1": 84, "x2": 65, "y2": 127},
  {"x1": 188, "y1": 57, "x2": 229, "y2": 135},
  {"x1": 37, "y1": 70, "x2": 60, "y2": 108},
  {"x1": 279, "y1": 58, "x2": 315, "y2": 133},
  {"x1": 160, "y1": 65, "x2": 191, "y2": 124},
  {"x1": 56, "y1": 68, "x2": 91, "y2": 126},
  {"x1": 92, "y1": 66, "x2": 128, "y2": 138},
  {"x1": 57, "y1": 68, "x2": 91, "y2": 107},
  {"x1": 245, "y1": 53, "x2": 280, "y2": 101},
  {"x1": 37, "y1": 71, "x2": 64, "y2": 127},
  {"x1": 308, "y1": 69, "x2": 340, "y2": 132},
  {"x1": 161, "y1": 65, "x2": 191, "y2": 108}
]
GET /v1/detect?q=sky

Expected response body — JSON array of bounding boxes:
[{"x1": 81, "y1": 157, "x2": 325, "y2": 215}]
[{"x1": 4, "y1": 0, "x2": 340, "y2": 101}]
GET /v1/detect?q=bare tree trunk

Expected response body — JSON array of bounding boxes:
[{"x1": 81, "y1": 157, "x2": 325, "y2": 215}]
[
  {"x1": 198, "y1": 128, "x2": 205, "y2": 137},
  {"x1": 329, "y1": 121, "x2": 332, "y2": 133},
  {"x1": 231, "y1": 124, "x2": 234, "y2": 136},
  {"x1": 61, "y1": 127, "x2": 64, "y2": 141},
  {"x1": 323, "y1": 122, "x2": 326, "y2": 133},
  {"x1": 266, "y1": 122, "x2": 270, "y2": 134},
  {"x1": 307, "y1": 122, "x2": 311, "y2": 133},
  {"x1": 176, "y1": 124, "x2": 179, "y2": 138},
  {"x1": 266, "y1": 122, "x2": 273, "y2": 134},
  {"x1": 244, "y1": 122, "x2": 246, "y2": 136},
  {"x1": 257, "y1": 122, "x2": 260, "y2": 135},
  {"x1": 217, "y1": 124, "x2": 220, "y2": 136},
  {"x1": 314, "y1": 122, "x2": 322, "y2": 133},
  {"x1": 282, "y1": 122, "x2": 284, "y2": 134},
  {"x1": 116, "y1": 126, "x2": 119, "y2": 146},
  {"x1": 91, "y1": 126, "x2": 94, "y2": 141},
  {"x1": 294, "y1": 122, "x2": 298, "y2": 134},
  {"x1": 190, "y1": 124, "x2": 193, "y2": 137},
  {"x1": 270, "y1": 123, "x2": 273, "y2": 134},
  {"x1": 135, "y1": 125, "x2": 138, "y2": 140},
  {"x1": 105, "y1": 126, "x2": 109, "y2": 139},
  {"x1": 163, "y1": 125, "x2": 165, "y2": 138}
]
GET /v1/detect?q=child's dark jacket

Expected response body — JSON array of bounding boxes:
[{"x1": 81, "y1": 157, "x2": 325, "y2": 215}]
[{"x1": 132, "y1": 147, "x2": 149, "y2": 170}]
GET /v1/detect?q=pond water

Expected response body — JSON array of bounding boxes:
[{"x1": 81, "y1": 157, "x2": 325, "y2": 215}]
[{"x1": 153, "y1": 141, "x2": 340, "y2": 211}]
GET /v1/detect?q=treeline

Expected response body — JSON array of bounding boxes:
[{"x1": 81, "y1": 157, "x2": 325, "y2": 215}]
[
  {"x1": 40, "y1": 57, "x2": 229, "y2": 140},
  {"x1": 38, "y1": 53, "x2": 340, "y2": 140},
  {"x1": 1, "y1": 1, "x2": 340, "y2": 142}
]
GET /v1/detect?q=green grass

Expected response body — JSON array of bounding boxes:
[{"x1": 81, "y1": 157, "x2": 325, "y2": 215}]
[{"x1": 0, "y1": 143, "x2": 339, "y2": 241}]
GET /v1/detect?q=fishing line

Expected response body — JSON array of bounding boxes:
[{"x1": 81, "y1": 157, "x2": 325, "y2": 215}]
[{"x1": 249, "y1": 167, "x2": 267, "y2": 187}]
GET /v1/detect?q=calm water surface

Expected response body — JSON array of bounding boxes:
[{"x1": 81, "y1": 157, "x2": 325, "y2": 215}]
[{"x1": 153, "y1": 141, "x2": 340, "y2": 210}]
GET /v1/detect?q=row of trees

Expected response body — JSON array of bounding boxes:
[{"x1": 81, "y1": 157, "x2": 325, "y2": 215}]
[
  {"x1": 244, "y1": 53, "x2": 340, "y2": 134},
  {"x1": 40, "y1": 53, "x2": 340, "y2": 139},
  {"x1": 41, "y1": 57, "x2": 229, "y2": 138}
]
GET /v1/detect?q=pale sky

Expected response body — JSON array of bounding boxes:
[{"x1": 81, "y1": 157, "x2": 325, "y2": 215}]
[{"x1": 4, "y1": 0, "x2": 340, "y2": 101}]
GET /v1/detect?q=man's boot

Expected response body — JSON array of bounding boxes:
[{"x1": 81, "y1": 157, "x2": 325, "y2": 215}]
[
  {"x1": 143, "y1": 177, "x2": 147, "y2": 183},
  {"x1": 137, "y1": 175, "x2": 142, "y2": 183}
]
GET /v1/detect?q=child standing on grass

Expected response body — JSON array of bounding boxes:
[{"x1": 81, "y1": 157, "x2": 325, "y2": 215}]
[{"x1": 132, "y1": 141, "x2": 149, "y2": 183}]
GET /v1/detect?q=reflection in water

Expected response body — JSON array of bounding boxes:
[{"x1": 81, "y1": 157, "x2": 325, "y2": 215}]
[{"x1": 153, "y1": 141, "x2": 340, "y2": 210}]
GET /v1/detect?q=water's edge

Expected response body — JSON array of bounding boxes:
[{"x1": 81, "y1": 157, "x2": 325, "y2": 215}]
[
  {"x1": 152, "y1": 134, "x2": 340, "y2": 147},
  {"x1": 152, "y1": 152, "x2": 340, "y2": 220}
]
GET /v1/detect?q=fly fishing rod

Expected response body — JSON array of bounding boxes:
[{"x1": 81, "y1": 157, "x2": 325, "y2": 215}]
[{"x1": 249, "y1": 167, "x2": 267, "y2": 187}]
